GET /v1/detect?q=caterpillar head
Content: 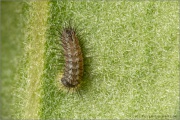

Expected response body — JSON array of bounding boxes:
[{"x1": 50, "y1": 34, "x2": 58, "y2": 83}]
[{"x1": 63, "y1": 28, "x2": 76, "y2": 42}]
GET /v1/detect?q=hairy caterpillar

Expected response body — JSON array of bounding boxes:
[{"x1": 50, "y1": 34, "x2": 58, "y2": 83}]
[{"x1": 60, "y1": 26, "x2": 84, "y2": 94}]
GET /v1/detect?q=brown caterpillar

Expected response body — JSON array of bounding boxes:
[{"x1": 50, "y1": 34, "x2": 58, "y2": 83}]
[{"x1": 60, "y1": 27, "x2": 83, "y2": 93}]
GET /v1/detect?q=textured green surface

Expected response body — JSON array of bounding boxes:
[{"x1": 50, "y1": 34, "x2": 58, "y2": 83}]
[
  {"x1": 41, "y1": 1, "x2": 179, "y2": 119},
  {"x1": 1, "y1": 1, "x2": 179, "y2": 119},
  {"x1": 1, "y1": 1, "x2": 49, "y2": 119},
  {"x1": 1, "y1": 1, "x2": 25, "y2": 119},
  {"x1": 14, "y1": 2, "x2": 49, "y2": 119}
]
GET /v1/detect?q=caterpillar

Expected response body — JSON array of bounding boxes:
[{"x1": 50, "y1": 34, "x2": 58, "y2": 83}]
[{"x1": 60, "y1": 26, "x2": 84, "y2": 94}]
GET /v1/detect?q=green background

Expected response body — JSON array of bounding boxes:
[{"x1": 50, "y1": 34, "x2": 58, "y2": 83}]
[{"x1": 1, "y1": 1, "x2": 179, "y2": 119}]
